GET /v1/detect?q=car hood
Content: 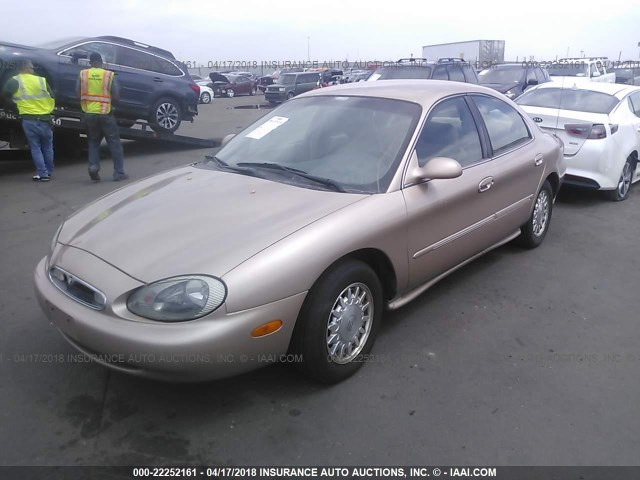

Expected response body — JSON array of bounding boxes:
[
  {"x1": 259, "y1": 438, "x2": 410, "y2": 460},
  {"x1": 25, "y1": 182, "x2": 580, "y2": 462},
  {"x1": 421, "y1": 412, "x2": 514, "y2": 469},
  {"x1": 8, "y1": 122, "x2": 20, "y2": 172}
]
[{"x1": 58, "y1": 166, "x2": 366, "y2": 282}]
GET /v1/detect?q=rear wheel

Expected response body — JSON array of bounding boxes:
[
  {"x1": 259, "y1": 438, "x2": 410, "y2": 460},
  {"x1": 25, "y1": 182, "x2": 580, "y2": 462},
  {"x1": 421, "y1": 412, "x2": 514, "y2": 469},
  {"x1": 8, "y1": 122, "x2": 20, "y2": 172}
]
[
  {"x1": 149, "y1": 97, "x2": 182, "y2": 133},
  {"x1": 516, "y1": 180, "x2": 553, "y2": 249},
  {"x1": 200, "y1": 92, "x2": 211, "y2": 104},
  {"x1": 607, "y1": 158, "x2": 634, "y2": 201},
  {"x1": 290, "y1": 260, "x2": 383, "y2": 384}
]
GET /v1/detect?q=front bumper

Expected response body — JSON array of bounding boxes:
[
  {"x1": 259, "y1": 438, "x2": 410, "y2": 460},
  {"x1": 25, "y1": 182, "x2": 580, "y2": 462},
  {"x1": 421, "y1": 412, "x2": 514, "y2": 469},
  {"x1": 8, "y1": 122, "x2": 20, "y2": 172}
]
[
  {"x1": 34, "y1": 254, "x2": 307, "y2": 382},
  {"x1": 264, "y1": 91, "x2": 287, "y2": 103}
]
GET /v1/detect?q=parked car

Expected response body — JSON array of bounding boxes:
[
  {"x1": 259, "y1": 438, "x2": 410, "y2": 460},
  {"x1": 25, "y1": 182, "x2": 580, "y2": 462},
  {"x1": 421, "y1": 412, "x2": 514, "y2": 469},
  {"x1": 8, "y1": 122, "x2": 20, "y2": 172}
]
[
  {"x1": 546, "y1": 58, "x2": 615, "y2": 84},
  {"x1": 478, "y1": 63, "x2": 550, "y2": 99},
  {"x1": 0, "y1": 36, "x2": 199, "y2": 133},
  {"x1": 367, "y1": 58, "x2": 478, "y2": 83},
  {"x1": 611, "y1": 62, "x2": 640, "y2": 86},
  {"x1": 219, "y1": 74, "x2": 257, "y2": 98},
  {"x1": 257, "y1": 68, "x2": 305, "y2": 93},
  {"x1": 264, "y1": 72, "x2": 321, "y2": 103},
  {"x1": 35, "y1": 80, "x2": 564, "y2": 384},
  {"x1": 517, "y1": 82, "x2": 640, "y2": 200},
  {"x1": 198, "y1": 84, "x2": 214, "y2": 104}
]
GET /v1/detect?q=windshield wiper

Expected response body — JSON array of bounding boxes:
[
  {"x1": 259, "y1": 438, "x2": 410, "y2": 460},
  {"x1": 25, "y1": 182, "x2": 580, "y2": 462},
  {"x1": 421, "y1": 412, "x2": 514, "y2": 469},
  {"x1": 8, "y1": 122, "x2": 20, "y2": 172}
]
[
  {"x1": 205, "y1": 155, "x2": 260, "y2": 175},
  {"x1": 237, "y1": 162, "x2": 345, "y2": 192}
]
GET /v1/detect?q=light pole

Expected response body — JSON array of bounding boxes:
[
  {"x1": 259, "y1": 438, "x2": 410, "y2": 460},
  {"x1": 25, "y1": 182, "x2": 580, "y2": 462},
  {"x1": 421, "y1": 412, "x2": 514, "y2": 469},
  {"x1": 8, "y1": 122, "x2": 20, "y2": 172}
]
[{"x1": 307, "y1": 37, "x2": 310, "y2": 61}]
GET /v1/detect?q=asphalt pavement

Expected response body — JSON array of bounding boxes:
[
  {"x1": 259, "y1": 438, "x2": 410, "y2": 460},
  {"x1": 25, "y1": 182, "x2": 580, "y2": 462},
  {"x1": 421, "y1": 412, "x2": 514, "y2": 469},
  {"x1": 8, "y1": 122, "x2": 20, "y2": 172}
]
[{"x1": 1, "y1": 94, "x2": 639, "y2": 467}]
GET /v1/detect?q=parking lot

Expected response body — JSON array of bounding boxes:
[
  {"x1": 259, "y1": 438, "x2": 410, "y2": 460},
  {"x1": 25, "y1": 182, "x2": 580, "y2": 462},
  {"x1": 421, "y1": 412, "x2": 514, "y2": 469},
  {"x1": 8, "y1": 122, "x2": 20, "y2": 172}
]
[{"x1": 1, "y1": 93, "x2": 640, "y2": 467}]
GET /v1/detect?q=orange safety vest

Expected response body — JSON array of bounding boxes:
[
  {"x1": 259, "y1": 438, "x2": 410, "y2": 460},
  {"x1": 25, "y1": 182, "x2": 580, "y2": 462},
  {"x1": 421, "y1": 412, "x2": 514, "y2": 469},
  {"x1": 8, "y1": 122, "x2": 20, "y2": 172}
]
[{"x1": 79, "y1": 67, "x2": 114, "y2": 114}]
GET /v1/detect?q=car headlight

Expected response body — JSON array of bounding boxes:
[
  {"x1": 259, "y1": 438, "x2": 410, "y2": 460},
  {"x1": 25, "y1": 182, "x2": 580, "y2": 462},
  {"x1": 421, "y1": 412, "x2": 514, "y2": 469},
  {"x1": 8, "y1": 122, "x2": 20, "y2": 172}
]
[
  {"x1": 504, "y1": 89, "x2": 517, "y2": 99},
  {"x1": 278, "y1": 87, "x2": 285, "y2": 92},
  {"x1": 127, "y1": 275, "x2": 227, "y2": 322}
]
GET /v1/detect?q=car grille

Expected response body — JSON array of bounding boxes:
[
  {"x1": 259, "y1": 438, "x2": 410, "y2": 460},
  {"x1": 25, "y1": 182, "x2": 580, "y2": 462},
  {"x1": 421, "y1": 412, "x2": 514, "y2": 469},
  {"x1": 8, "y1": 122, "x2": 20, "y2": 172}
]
[{"x1": 48, "y1": 266, "x2": 107, "y2": 310}]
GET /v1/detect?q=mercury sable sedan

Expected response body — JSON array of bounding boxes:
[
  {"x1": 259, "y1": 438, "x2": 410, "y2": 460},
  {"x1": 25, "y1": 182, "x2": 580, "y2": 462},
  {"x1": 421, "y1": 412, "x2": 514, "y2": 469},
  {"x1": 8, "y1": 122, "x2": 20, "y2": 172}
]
[{"x1": 34, "y1": 81, "x2": 564, "y2": 384}]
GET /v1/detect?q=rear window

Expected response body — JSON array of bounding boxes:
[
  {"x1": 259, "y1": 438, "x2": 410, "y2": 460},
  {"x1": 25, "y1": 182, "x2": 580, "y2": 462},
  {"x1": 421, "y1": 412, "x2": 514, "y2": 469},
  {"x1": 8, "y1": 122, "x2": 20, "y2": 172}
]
[
  {"x1": 516, "y1": 88, "x2": 620, "y2": 114},
  {"x1": 369, "y1": 66, "x2": 433, "y2": 80}
]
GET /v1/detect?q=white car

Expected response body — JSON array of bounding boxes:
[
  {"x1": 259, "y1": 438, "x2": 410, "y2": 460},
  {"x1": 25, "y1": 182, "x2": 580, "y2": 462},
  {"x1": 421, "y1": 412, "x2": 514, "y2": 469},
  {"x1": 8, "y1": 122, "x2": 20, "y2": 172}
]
[
  {"x1": 546, "y1": 59, "x2": 615, "y2": 84},
  {"x1": 517, "y1": 82, "x2": 640, "y2": 201},
  {"x1": 198, "y1": 84, "x2": 214, "y2": 104}
]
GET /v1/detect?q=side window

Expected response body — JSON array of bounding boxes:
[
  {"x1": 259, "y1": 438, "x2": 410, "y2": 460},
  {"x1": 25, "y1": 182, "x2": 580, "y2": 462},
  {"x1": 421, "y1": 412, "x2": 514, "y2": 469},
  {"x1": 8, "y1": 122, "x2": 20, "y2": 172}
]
[
  {"x1": 63, "y1": 42, "x2": 117, "y2": 64},
  {"x1": 147, "y1": 56, "x2": 182, "y2": 76},
  {"x1": 472, "y1": 95, "x2": 532, "y2": 155},
  {"x1": 462, "y1": 66, "x2": 477, "y2": 83},
  {"x1": 597, "y1": 62, "x2": 605, "y2": 75},
  {"x1": 628, "y1": 93, "x2": 640, "y2": 117},
  {"x1": 415, "y1": 97, "x2": 483, "y2": 168},
  {"x1": 431, "y1": 66, "x2": 448, "y2": 80},
  {"x1": 526, "y1": 68, "x2": 537, "y2": 84},
  {"x1": 447, "y1": 65, "x2": 465, "y2": 82},
  {"x1": 534, "y1": 67, "x2": 546, "y2": 84},
  {"x1": 116, "y1": 46, "x2": 149, "y2": 70}
]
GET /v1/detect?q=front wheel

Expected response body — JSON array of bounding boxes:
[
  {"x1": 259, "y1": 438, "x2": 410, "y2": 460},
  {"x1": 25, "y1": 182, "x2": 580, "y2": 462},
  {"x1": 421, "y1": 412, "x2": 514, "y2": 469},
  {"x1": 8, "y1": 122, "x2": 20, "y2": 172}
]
[
  {"x1": 286, "y1": 92, "x2": 295, "y2": 100},
  {"x1": 289, "y1": 260, "x2": 383, "y2": 384},
  {"x1": 516, "y1": 180, "x2": 553, "y2": 249},
  {"x1": 200, "y1": 92, "x2": 211, "y2": 104},
  {"x1": 607, "y1": 158, "x2": 634, "y2": 201},
  {"x1": 226, "y1": 89, "x2": 235, "y2": 98},
  {"x1": 250, "y1": 86, "x2": 256, "y2": 96},
  {"x1": 149, "y1": 97, "x2": 182, "y2": 133}
]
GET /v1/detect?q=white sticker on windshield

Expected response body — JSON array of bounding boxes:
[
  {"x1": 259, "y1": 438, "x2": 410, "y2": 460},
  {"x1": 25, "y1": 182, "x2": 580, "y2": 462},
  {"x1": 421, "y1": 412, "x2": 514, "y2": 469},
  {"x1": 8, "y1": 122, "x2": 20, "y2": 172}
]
[
  {"x1": 246, "y1": 116, "x2": 289, "y2": 140},
  {"x1": 368, "y1": 73, "x2": 381, "y2": 81}
]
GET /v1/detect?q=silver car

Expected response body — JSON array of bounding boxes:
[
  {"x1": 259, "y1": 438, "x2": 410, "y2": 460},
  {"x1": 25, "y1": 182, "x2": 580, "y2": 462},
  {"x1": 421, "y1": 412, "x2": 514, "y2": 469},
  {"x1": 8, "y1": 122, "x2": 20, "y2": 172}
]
[{"x1": 34, "y1": 80, "x2": 565, "y2": 384}]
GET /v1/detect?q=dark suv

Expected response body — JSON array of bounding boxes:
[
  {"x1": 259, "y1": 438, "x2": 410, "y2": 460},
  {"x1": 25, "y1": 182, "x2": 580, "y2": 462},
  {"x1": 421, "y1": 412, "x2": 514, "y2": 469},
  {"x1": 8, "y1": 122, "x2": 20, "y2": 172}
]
[
  {"x1": 264, "y1": 72, "x2": 321, "y2": 103},
  {"x1": 478, "y1": 63, "x2": 550, "y2": 99},
  {"x1": 367, "y1": 58, "x2": 479, "y2": 83},
  {"x1": 0, "y1": 36, "x2": 199, "y2": 133}
]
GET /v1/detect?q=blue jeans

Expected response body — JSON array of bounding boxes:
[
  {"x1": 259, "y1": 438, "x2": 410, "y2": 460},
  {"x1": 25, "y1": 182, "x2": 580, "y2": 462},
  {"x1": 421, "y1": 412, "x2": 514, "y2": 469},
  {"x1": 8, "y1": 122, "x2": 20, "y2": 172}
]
[
  {"x1": 85, "y1": 114, "x2": 125, "y2": 177},
  {"x1": 22, "y1": 119, "x2": 54, "y2": 177}
]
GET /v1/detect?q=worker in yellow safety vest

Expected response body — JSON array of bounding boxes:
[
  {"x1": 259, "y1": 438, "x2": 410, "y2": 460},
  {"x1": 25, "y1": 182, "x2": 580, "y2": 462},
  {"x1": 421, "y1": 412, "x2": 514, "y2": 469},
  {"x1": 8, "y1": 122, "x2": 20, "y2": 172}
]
[
  {"x1": 1, "y1": 58, "x2": 56, "y2": 182},
  {"x1": 76, "y1": 52, "x2": 127, "y2": 182}
]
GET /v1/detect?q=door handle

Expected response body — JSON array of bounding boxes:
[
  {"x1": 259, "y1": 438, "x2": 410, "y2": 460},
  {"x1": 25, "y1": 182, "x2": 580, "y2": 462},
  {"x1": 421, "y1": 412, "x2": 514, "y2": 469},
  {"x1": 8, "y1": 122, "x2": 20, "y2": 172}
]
[
  {"x1": 478, "y1": 177, "x2": 494, "y2": 193},
  {"x1": 534, "y1": 154, "x2": 543, "y2": 166},
  {"x1": 153, "y1": 77, "x2": 163, "y2": 83}
]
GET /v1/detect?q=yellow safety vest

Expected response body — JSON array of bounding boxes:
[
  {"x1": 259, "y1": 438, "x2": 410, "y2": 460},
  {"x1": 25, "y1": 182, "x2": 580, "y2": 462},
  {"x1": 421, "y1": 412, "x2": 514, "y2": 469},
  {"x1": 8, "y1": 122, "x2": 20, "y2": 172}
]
[
  {"x1": 79, "y1": 68, "x2": 114, "y2": 114},
  {"x1": 11, "y1": 74, "x2": 55, "y2": 115}
]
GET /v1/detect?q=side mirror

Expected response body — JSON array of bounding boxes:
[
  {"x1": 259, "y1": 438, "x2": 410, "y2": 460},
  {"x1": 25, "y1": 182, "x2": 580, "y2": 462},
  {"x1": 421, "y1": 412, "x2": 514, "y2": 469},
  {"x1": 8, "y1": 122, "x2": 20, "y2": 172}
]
[
  {"x1": 406, "y1": 155, "x2": 463, "y2": 184},
  {"x1": 527, "y1": 79, "x2": 538, "y2": 86},
  {"x1": 221, "y1": 134, "x2": 236, "y2": 147},
  {"x1": 70, "y1": 51, "x2": 88, "y2": 64}
]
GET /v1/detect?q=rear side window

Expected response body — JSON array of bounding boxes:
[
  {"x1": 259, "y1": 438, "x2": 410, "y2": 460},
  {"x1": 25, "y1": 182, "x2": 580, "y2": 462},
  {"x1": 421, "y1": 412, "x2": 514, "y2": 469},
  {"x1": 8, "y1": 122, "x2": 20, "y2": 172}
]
[
  {"x1": 472, "y1": 95, "x2": 531, "y2": 155},
  {"x1": 431, "y1": 66, "x2": 448, "y2": 80},
  {"x1": 534, "y1": 68, "x2": 546, "y2": 83},
  {"x1": 447, "y1": 65, "x2": 465, "y2": 82},
  {"x1": 526, "y1": 68, "x2": 537, "y2": 84},
  {"x1": 516, "y1": 88, "x2": 619, "y2": 114},
  {"x1": 462, "y1": 66, "x2": 478, "y2": 83},
  {"x1": 628, "y1": 92, "x2": 640, "y2": 117}
]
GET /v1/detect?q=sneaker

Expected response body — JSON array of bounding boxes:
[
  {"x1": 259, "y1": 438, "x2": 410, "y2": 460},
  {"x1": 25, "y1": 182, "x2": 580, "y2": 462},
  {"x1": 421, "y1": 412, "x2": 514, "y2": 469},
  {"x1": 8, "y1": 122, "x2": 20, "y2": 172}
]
[
  {"x1": 113, "y1": 173, "x2": 129, "y2": 181},
  {"x1": 89, "y1": 170, "x2": 101, "y2": 183},
  {"x1": 33, "y1": 175, "x2": 50, "y2": 182}
]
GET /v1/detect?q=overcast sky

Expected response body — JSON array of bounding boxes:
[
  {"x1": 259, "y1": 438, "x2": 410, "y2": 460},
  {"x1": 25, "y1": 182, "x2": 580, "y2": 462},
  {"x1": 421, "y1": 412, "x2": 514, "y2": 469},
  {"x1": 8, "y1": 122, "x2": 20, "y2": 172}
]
[{"x1": 3, "y1": 0, "x2": 640, "y2": 65}]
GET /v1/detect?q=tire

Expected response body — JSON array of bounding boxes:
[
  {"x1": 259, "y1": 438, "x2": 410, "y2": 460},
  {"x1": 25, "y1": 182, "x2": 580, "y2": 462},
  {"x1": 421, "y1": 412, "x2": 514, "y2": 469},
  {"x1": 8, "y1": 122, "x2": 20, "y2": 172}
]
[
  {"x1": 149, "y1": 97, "x2": 182, "y2": 134},
  {"x1": 516, "y1": 180, "x2": 553, "y2": 249},
  {"x1": 226, "y1": 89, "x2": 235, "y2": 98},
  {"x1": 606, "y1": 158, "x2": 634, "y2": 201},
  {"x1": 200, "y1": 92, "x2": 211, "y2": 104},
  {"x1": 286, "y1": 92, "x2": 295, "y2": 100},
  {"x1": 289, "y1": 259, "x2": 383, "y2": 384},
  {"x1": 250, "y1": 87, "x2": 256, "y2": 96}
]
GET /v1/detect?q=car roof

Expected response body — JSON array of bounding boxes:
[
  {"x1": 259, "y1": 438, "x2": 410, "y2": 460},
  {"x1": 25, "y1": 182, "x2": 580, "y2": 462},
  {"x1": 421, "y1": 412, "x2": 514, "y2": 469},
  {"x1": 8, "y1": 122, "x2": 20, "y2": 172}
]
[
  {"x1": 299, "y1": 80, "x2": 503, "y2": 107},
  {"x1": 530, "y1": 81, "x2": 640, "y2": 99}
]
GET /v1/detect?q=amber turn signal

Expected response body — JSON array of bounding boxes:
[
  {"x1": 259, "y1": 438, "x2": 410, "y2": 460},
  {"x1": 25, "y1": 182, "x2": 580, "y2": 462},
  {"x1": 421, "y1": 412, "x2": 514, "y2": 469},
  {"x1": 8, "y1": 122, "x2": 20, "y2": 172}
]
[{"x1": 251, "y1": 320, "x2": 283, "y2": 338}]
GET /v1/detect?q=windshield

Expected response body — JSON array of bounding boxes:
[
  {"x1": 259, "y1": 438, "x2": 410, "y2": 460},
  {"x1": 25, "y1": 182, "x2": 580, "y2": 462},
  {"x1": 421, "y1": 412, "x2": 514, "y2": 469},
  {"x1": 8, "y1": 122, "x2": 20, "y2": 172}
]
[
  {"x1": 478, "y1": 66, "x2": 524, "y2": 84},
  {"x1": 370, "y1": 66, "x2": 433, "y2": 80},
  {"x1": 31, "y1": 37, "x2": 86, "y2": 50},
  {"x1": 546, "y1": 63, "x2": 589, "y2": 77},
  {"x1": 207, "y1": 96, "x2": 421, "y2": 193},
  {"x1": 516, "y1": 88, "x2": 619, "y2": 114},
  {"x1": 279, "y1": 74, "x2": 297, "y2": 85}
]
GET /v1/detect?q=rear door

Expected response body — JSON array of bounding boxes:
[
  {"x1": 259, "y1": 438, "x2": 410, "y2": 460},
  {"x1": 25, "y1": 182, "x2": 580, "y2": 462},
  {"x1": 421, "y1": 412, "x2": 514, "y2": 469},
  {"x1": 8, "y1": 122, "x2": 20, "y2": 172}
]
[
  {"x1": 111, "y1": 46, "x2": 156, "y2": 114},
  {"x1": 403, "y1": 96, "x2": 502, "y2": 289},
  {"x1": 470, "y1": 94, "x2": 544, "y2": 233}
]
